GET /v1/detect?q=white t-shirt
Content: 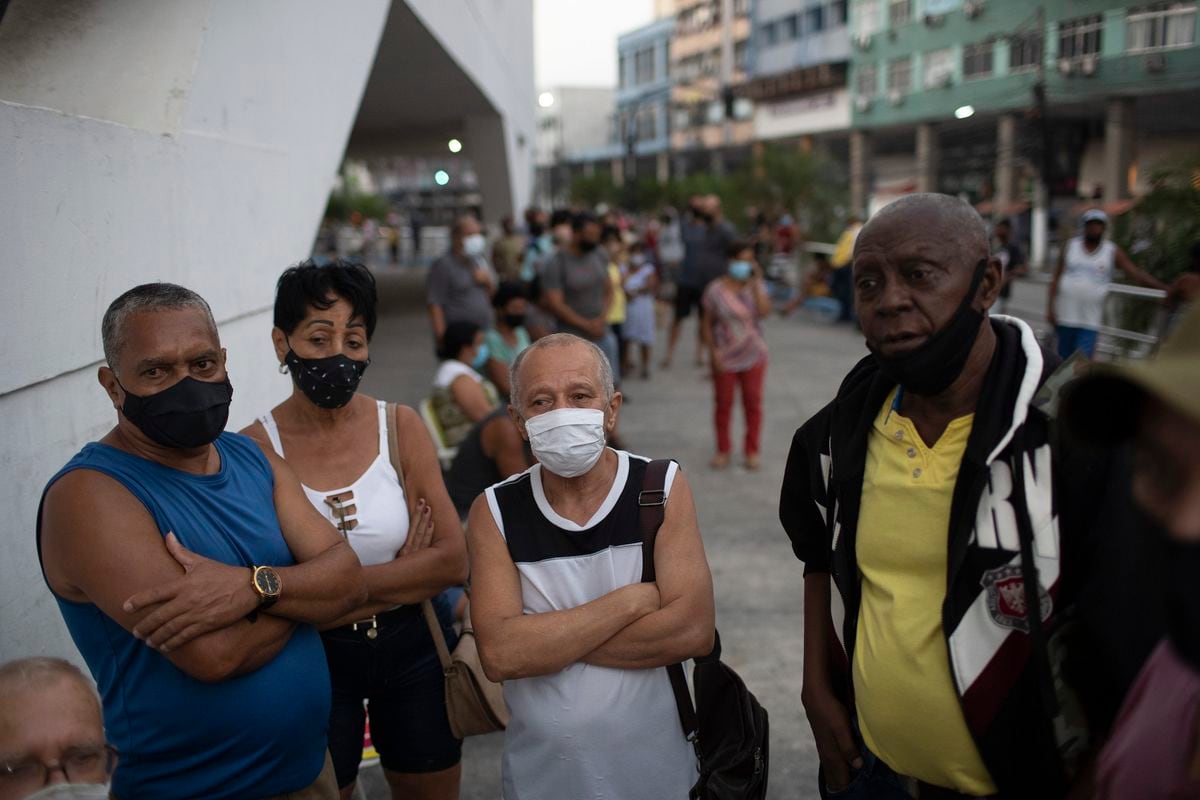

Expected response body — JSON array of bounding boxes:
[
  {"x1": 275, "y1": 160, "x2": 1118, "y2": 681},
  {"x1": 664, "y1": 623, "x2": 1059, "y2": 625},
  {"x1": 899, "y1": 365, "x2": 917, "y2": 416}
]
[
  {"x1": 434, "y1": 359, "x2": 483, "y2": 390},
  {"x1": 1055, "y1": 237, "x2": 1115, "y2": 329}
]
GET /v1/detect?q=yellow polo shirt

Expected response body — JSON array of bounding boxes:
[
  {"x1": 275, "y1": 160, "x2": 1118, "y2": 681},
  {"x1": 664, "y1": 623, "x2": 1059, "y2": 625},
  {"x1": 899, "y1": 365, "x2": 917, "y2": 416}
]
[{"x1": 853, "y1": 389, "x2": 997, "y2": 795}]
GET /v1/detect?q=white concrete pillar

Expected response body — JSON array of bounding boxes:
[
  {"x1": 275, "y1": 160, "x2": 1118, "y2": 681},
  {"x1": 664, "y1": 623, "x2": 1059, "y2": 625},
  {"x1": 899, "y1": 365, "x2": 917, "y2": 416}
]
[
  {"x1": 465, "y1": 113, "x2": 514, "y2": 223},
  {"x1": 1103, "y1": 96, "x2": 1134, "y2": 204},
  {"x1": 850, "y1": 129, "x2": 872, "y2": 216},
  {"x1": 611, "y1": 157, "x2": 625, "y2": 187},
  {"x1": 1031, "y1": 179, "x2": 1049, "y2": 271},
  {"x1": 916, "y1": 123, "x2": 939, "y2": 193},
  {"x1": 994, "y1": 114, "x2": 1017, "y2": 216}
]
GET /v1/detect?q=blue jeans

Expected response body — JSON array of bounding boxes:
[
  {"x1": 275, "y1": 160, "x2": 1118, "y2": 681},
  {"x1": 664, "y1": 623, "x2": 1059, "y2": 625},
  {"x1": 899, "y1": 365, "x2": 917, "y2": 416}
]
[
  {"x1": 818, "y1": 743, "x2": 912, "y2": 800},
  {"x1": 1055, "y1": 325, "x2": 1098, "y2": 360}
]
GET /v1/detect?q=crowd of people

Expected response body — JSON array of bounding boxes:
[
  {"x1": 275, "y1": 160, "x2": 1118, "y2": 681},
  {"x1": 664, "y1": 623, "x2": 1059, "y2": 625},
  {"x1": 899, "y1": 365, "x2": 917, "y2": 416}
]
[{"x1": 4, "y1": 191, "x2": 1199, "y2": 800}]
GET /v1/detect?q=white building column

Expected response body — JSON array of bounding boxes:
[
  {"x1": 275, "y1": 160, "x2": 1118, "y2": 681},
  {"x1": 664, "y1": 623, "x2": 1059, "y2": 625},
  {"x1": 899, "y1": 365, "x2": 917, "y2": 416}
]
[
  {"x1": 916, "y1": 123, "x2": 939, "y2": 194},
  {"x1": 850, "y1": 129, "x2": 872, "y2": 217},
  {"x1": 1103, "y1": 96, "x2": 1134, "y2": 204},
  {"x1": 994, "y1": 114, "x2": 1017, "y2": 216}
]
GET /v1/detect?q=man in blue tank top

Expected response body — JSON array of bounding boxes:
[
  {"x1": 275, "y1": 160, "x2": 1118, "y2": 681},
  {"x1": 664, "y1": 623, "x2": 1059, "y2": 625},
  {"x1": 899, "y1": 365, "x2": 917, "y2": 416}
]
[{"x1": 37, "y1": 283, "x2": 367, "y2": 800}]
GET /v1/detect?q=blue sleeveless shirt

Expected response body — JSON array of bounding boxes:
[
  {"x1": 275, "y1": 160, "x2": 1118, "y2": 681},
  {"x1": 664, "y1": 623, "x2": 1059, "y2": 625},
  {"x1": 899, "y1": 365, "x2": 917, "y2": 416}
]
[{"x1": 38, "y1": 433, "x2": 330, "y2": 800}]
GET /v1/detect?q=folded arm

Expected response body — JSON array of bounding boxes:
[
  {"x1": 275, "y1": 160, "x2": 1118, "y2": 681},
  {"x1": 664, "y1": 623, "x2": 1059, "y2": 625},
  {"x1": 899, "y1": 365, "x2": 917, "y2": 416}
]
[
  {"x1": 466, "y1": 494, "x2": 660, "y2": 682},
  {"x1": 40, "y1": 470, "x2": 298, "y2": 683},
  {"x1": 581, "y1": 471, "x2": 715, "y2": 669}
]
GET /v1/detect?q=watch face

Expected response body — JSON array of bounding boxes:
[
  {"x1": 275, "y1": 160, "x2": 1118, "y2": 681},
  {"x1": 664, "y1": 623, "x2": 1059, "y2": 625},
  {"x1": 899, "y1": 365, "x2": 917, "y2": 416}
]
[{"x1": 255, "y1": 568, "x2": 281, "y2": 596}]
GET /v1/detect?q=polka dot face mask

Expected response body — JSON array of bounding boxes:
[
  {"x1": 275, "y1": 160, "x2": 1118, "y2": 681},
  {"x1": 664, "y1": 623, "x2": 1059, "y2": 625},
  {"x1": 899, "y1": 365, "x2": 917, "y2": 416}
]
[{"x1": 285, "y1": 341, "x2": 370, "y2": 409}]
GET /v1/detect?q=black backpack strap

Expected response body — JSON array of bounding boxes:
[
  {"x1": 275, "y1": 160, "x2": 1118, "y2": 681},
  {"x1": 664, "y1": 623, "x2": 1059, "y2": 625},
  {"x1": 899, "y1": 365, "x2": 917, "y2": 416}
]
[{"x1": 639, "y1": 459, "x2": 699, "y2": 741}]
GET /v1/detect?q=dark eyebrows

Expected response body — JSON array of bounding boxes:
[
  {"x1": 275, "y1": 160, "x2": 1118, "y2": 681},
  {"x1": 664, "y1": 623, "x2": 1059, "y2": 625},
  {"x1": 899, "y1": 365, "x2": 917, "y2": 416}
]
[{"x1": 304, "y1": 318, "x2": 365, "y2": 329}]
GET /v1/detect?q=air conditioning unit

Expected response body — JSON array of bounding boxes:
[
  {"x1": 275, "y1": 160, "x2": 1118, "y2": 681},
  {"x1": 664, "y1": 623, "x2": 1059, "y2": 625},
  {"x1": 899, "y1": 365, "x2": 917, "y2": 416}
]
[
  {"x1": 964, "y1": 0, "x2": 984, "y2": 19},
  {"x1": 1079, "y1": 55, "x2": 1098, "y2": 76},
  {"x1": 855, "y1": 95, "x2": 873, "y2": 112},
  {"x1": 1145, "y1": 53, "x2": 1168, "y2": 73},
  {"x1": 1057, "y1": 58, "x2": 1074, "y2": 76},
  {"x1": 853, "y1": 32, "x2": 873, "y2": 49},
  {"x1": 888, "y1": 88, "x2": 904, "y2": 106}
]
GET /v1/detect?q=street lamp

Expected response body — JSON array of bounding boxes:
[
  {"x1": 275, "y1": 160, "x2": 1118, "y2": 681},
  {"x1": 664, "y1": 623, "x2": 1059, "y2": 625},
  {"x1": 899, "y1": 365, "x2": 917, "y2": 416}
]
[
  {"x1": 955, "y1": 104, "x2": 976, "y2": 119},
  {"x1": 434, "y1": 170, "x2": 450, "y2": 186},
  {"x1": 448, "y1": 138, "x2": 462, "y2": 153},
  {"x1": 538, "y1": 91, "x2": 555, "y2": 108}
]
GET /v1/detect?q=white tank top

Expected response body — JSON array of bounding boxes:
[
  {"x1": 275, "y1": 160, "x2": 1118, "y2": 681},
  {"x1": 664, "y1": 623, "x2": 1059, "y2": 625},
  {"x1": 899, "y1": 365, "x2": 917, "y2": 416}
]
[
  {"x1": 1056, "y1": 237, "x2": 1115, "y2": 329},
  {"x1": 259, "y1": 401, "x2": 409, "y2": 566}
]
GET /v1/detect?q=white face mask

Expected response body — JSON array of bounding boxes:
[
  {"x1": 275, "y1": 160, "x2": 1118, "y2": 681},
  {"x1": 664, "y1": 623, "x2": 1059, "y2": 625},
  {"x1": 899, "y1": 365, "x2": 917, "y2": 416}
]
[
  {"x1": 463, "y1": 233, "x2": 486, "y2": 257},
  {"x1": 524, "y1": 407, "x2": 607, "y2": 478}
]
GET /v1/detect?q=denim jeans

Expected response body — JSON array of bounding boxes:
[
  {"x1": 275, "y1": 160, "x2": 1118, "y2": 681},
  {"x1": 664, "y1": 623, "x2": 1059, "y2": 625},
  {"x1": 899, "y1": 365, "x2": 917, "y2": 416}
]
[{"x1": 818, "y1": 743, "x2": 912, "y2": 800}]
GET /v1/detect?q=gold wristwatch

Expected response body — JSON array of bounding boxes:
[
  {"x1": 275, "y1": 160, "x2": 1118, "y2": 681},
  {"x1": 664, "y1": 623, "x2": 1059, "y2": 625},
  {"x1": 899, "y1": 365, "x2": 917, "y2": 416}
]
[{"x1": 251, "y1": 565, "x2": 281, "y2": 611}]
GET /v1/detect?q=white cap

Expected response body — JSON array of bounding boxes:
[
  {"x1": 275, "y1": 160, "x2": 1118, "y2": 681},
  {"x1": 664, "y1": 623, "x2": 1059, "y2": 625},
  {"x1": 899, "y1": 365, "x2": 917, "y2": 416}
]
[{"x1": 1080, "y1": 208, "x2": 1109, "y2": 226}]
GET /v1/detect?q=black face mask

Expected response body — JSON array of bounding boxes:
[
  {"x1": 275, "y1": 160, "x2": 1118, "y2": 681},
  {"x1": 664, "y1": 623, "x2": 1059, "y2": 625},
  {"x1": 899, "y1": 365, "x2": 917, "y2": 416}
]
[
  {"x1": 1084, "y1": 233, "x2": 1103, "y2": 246},
  {"x1": 528, "y1": 222, "x2": 545, "y2": 238},
  {"x1": 285, "y1": 345, "x2": 370, "y2": 409},
  {"x1": 578, "y1": 239, "x2": 598, "y2": 253},
  {"x1": 120, "y1": 376, "x2": 233, "y2": 449},
  {"x1": 504, "y1": 313, "x2": 526, "y2": 329},
  {"x1": 868, "y1": 259, "x2": 988, "y2": 397}
]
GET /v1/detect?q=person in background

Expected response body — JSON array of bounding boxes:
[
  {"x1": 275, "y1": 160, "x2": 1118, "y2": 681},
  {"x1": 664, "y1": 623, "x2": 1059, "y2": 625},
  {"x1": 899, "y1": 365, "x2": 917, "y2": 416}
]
[
  {"x1": 1047, "y1": 209, "x2": 1166, "y2": 359},
  {"x1": 39, "y1": 283, "x2": 366, "y2": 800},
  {"x1": 991, "y1": 218, "x2": 1027, "y2": 314},
  {"x1": 622, "y1": 241, "x2": 659, "y2": 380},
  {"x1": 601, "y1": 225, "x2": 629, "y2": 378},
  {"x1": 1062, "y1": 304, "x2": 1200, "y2": 800},
  {"x1": 663, "y1": 196, "x2": 737, "y2": 369},
  {"x1": 492, "y1": 216, "x2": 527, "y2": 283},
  {"x1": 520, "y1": 208, "x2": 568, "y2": 341},
  {"x1": 483, "y1": 281, "x2": 531, "y2": 399},
  {"x1": 1165, "y1": 241, "x2": 1200, "y2": 334},
  {"x1": 242, "y1": 261, "x2": 468, "y2": 800},
  {"x1": 0, "y1": 658, "x2": 115, "y2": 800},
  {"x1": 426, "y1": 215, "x2": 495, "y2": 345},
  {"x1": 783, "y1": 252, "x2": 837, "y2": 319},
  {"x1": 539, "y1": 212, "x2": 617, "y2": 382},
  {"x1": 702, "y1": 241, "x2": 771, "y2": 471},
  {"x1": 467, "y1": 334, "x2": 715, "y2": 800},
  {"x1": 829, "y1": 215, "x2": 863, "y2": 323},
  {"x1": 656, "y1": 209, "x2": 685, "y2": 289},
  {"x1": 444, "y1": 409, "x2": 533, "y2": 520},
  {"x1": 432, "y1": 321, "x2": 501, "y2": 449}
]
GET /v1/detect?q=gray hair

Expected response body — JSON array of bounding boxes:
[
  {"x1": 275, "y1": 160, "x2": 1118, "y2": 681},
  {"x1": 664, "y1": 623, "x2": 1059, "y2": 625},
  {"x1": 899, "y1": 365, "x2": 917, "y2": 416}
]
[
  {"x1": 509, "y1": 333, "x2": 614, "y2": 412},
  {"x1": 101, "y1": 283, "x2": 218, "y2": 369},
  {"x1": 858, "y1": 193, "x2": 989, "y2": 260},
  {"x1": 0, "y1": 657, "x2": 101, "y2": 714}
]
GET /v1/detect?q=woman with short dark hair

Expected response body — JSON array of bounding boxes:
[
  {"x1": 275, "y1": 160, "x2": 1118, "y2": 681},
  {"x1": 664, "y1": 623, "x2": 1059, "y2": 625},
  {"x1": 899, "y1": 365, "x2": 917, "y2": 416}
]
[
  {"x1": 242, "y1": 259, "x2": 467, "y2": 800},
  {"x1": 432, "y1": 320, "x2": 500, "y2": 449}
]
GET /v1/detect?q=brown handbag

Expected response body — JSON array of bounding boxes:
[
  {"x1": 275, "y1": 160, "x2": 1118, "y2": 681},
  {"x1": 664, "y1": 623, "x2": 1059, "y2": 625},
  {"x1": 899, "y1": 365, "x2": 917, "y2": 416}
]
[{"x1": 385, "y1": 404, "x2": 509, "y2": 738}]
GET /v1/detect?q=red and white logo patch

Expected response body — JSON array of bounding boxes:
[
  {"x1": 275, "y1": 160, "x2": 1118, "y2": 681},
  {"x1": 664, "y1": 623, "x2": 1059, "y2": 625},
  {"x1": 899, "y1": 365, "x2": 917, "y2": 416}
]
[{"x1": 981, "y1": 564, "x2": 1052, "y2": 633}]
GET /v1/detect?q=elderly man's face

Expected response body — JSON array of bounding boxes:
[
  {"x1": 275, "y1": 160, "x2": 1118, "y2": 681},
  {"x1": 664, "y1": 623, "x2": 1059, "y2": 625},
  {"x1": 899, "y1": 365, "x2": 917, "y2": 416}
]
[
  {"x1": 853, "y1": 211, "x2": 997, "y2": 358},
  {"x1": 100, "y1": 308, "x2": 226, "y2": 409},
  {"x1": 510, "y1": 342, "x2": 620, "y2": 437},
  {"x1": 1133, "y1": 398, "x2": 1200, "y2": 542},
  {"x1": 0, "y1": 677, "x2": 111, "y2": 797}
]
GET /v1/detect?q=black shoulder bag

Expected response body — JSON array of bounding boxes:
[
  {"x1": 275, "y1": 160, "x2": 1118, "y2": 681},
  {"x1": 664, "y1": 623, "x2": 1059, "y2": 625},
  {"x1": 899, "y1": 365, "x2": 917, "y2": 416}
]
[{"x1": 639, "y1": 460, "x2": 770, "y2": 800}]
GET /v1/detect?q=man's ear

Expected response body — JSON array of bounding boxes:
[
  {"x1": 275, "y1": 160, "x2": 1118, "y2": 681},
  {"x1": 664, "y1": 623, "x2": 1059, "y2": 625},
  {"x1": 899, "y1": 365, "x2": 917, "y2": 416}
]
[
  {"x1": 98, "y1": 366, "x2": 121, "y2": 410},
  {"x1": 605, "y1": 392, "x2": 623, "y2": 431},
  {"x1": 508, "y1": 404, "x2": 528, "y2": 441},
  {"x1": 980, "y1": 256, "x2": 1004, "y2": 311}
]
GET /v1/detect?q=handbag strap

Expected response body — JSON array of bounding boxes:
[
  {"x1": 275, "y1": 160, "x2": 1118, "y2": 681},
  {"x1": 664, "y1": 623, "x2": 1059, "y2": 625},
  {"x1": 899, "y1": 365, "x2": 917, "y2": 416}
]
[
  {"x1": 638, "y1": 459, "x2": 699, "y2": 740},
  {"x1": 384, "y1": 402, "x2": 453, "y2": 672}
]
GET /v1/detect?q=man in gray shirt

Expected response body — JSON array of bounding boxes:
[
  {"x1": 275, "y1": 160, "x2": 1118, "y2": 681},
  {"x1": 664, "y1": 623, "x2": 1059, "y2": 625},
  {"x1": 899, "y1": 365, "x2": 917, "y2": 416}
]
[
  {"x1": 540, "y1": 212, "x2": 612, "y2": 343},
  {"x1": 427, "y1": 215, "x2": 496, "y2": 343},
  {"x1": 663, "y1": 195, "x2": 737, "y2": 368}
]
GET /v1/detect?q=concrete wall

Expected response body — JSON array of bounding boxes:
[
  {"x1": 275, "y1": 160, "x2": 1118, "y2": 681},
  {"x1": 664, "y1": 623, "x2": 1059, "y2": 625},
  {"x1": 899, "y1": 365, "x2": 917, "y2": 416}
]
[{"x1": 0, "y1": 0, "x2": 390, "y2": 661}]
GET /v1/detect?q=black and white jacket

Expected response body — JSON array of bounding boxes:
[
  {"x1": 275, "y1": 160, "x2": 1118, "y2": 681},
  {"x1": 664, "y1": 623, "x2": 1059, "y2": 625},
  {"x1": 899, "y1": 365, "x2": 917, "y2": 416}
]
[{"x1": 780, "y1": 316, "x2": 1148, "y2": 798}]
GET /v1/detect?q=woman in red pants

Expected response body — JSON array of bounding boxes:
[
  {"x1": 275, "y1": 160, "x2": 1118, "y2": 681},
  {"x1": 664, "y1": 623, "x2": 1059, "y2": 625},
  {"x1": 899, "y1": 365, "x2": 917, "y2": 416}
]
[{"x1": 701, "y1": 241, "x2": 771, "y2": 470}]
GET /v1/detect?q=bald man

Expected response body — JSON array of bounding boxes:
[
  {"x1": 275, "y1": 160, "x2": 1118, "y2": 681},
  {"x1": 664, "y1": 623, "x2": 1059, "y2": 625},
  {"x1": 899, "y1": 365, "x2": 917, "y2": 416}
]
[
  {"x1": 780, "y1": 194, "x2": 1147, "y2": 798},
  {"x1": 0, "y1": 658, "x2": 112, "y2": 798},
  {"x1": 427, "y1": 215, "x2": 496, "y2": 343}
]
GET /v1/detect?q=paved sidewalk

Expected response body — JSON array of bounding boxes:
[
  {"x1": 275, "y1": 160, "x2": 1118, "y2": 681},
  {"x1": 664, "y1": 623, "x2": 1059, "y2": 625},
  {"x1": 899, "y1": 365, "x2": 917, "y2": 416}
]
[{"x1": 355, "y1": 267, "x2": 870, "y2": 799}]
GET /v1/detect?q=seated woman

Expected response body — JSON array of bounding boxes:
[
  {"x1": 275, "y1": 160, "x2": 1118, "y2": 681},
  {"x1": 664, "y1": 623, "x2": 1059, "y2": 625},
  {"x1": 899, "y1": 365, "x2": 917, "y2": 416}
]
[
  {"x1": 482, "y1": 281, "x2": 531, "y2": 399},
  {"x1": 242, "y1": 259, "x2": 468, "y2": 800},
  {"x1": 433, "y1": 321, "x2": 501, "y2": 449}
]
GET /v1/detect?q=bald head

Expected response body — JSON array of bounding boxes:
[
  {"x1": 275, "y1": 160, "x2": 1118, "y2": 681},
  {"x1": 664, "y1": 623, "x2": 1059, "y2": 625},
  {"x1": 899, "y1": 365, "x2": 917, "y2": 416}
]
[
  {"x1": 858, "y1": 193, "x2": 989, "y2": 264},
  {"x1": 0, "y1": 658, "x2": 107, "y2": 779},
  {"x1": 0, "y1": 658, "x2": 99, "y2": 708},
  {"x1": 509, "y1": 333, "x2": 614, "y2": 411}
]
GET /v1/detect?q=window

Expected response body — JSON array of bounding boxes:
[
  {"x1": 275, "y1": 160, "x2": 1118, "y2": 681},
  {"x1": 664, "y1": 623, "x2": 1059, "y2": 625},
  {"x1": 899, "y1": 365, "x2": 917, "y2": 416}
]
[
  {"x1": 856, "y1": 63, "x2": 879, "y2": 97},
  {"x1": 857, "y1": 0, "x2": 882, "y2": 36},
  {"x1": 808, "y1": 4, "x2": 827, "y2": 32},
  {"x1": 1010, "y1": 31, "x2": 1044, "y2": 71},
  {"x1": 735, "y1": 40, "x2": 750, "y2": 71},
  {"x1": 1127, "y1": 3, "x2": 1197, "y2": 52},
  {"x1": 887, "y1": 55, "x2": 912, "y2": 93},
  {"x1": 830, "y1": 0, "x2": 849, "y2": 26},
  {"x1": 782, "y1": 14, "x2": 799, "y2": 40},
  {"x1": 635, "y1": 48, "x2": 655, "y2": 84},
  {"x1": 1058, "y1": 15, "x2": 1104, "y2": 62},
  {"x1": 636, "y1": 105, "x2": 658, "y2": 141},
  {"x1": 889, "y1": 0, "x2": 912, "y2": 27},
  {"x1": 619, "y1": 56, "x2": 628, "y2": 89},
  {"x1": 762, "y1": 21, "x2": 779, "y2": 46},
  {"x1": 923, "y1": 47, "x2": 955, "y2": 87},
  {"x1": 963, "y1": 39, "x2": 994, "y2": 78},
  {"x1": 734, "y1": 0, "x2": 751, "y2": 16}
]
